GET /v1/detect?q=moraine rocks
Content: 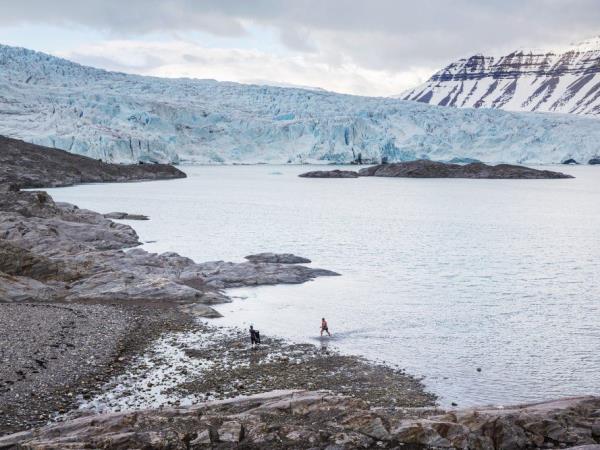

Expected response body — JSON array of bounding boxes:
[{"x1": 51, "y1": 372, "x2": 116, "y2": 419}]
[
  {"x1": 299, "y1": 169, "x2": 359, "y2": 178},
  {"x1": 1, "y1": 391, "x2": 599, "y2": 449}
]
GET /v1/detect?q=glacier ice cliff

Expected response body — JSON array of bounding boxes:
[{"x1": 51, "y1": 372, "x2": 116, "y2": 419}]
[{"x1": 1, "y1": 44, "x2": 600, "y2": 164}]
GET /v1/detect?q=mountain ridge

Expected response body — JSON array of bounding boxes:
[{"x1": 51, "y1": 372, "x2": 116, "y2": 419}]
[{"x1": 402, "y1": 36, "x2": 600, "y2": 117}]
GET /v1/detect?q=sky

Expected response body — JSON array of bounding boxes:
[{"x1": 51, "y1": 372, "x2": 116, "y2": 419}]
[{"x1": 0, "y1": 0, "x2": 599, "y2": 97}]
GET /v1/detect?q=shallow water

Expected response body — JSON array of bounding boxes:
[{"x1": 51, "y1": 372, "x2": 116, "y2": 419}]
[{"x1": 45, "y1": 164, "x2": 600, "y2": 406}]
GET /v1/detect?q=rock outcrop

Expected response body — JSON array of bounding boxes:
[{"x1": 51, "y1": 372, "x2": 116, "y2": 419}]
[
  {"x1": 358, "y1": 160, "x2": 573, "y2": 179},
  {"x1": 0, "y1": 189, "x2": 338, "y2": 305},
  {"x1": 299, "y1": 169, "x2": 359, "y2": 178},
  {"x1": 2, "y1": 391, "x2": 599, "y2": 449},
  {"x1": 245, "y1": 253, "x2": 312, "y2": 264},
  {"x1": 0, "y1": 135, "x2": 186, "y2": 189}
]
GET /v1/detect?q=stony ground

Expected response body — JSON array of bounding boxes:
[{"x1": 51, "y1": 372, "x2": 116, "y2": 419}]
[
  {"x1": 0, "y1": 301, "x2": 194, "y2": 435},
  {"x1": 73, "y1": 321, "x2": 434, "y2": 417},
  {"x1": 177, "y1": 324, "x2": 434, "y2": 409}
]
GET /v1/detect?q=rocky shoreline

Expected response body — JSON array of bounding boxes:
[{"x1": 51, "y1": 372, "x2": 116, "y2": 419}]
[
  {"x1": 1, "y1": 143, "x2": 599, "y2": 448},
  {"x1": 0, "y1": 141, "x2": 438, "y2": 445},
  {"x1": 0, "y1": 186, "x2": 349, "y2": 432}
]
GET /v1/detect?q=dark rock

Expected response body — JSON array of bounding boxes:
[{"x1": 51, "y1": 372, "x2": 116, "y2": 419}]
[
  {"x1": 589, "y1": 158, "x2": 600, "y2": 165},
  {"x1": 299, "y1": 169, "x2": 359, "y2": 178},
  {"x1": 245, "y1": 253, "x2": 311, "y2": 264},
  {"x1": 563, "y1": 158, "x2": 580, "y2": 164},
  {"x1": 358, "y1": 160, "x2": 574, "y2": 179},
  {"x1": 0, "y1": 135, "x2": 186, "y2": 189}
]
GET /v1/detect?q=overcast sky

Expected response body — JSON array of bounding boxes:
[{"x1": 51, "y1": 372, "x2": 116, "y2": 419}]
[{"x1": 0, "y1": 0, "x2": 599, "y2": 96}]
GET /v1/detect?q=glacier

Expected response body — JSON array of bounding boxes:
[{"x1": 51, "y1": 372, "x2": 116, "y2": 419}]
[{"x1": 1, "y1": 43, "x2": 600, "y2": 165}]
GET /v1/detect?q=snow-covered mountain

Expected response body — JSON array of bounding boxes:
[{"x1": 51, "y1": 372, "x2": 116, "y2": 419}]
[
  {"x1": 402, "y1": 37, "x2": 600, "y2": 117},
  {"x1": 1, "y1": 43, "x2": 600, "y2": 164}
]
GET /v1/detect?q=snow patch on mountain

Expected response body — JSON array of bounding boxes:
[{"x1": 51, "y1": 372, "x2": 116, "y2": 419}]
[
  {"x1": 1, "y1": 43, "x2": 600, "y2": 164},
  {"x1": 402, "y1": 36, "x2": 600, "y2": 118}
]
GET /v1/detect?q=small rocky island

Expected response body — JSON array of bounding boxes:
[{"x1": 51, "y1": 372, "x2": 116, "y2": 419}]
[
  {"x1": 299, "y1": 169, "x2": 359, "y2": 178},
  {"x1": 300, "y1": 160, "x2": 574, "y2": 179}
]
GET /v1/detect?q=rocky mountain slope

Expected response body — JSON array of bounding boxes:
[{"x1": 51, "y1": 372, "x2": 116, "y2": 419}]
[
  {"x1": 2, "y1": 44, "x2": 600, "y2": 164},
  {"x1": 0, "y1": 135, "x2": 186, "y2": 188},
  {"x1": 402, "y1": 36, "x2": 600, "y2": 117}
]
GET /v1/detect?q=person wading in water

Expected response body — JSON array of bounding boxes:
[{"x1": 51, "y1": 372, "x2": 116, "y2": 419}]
[{"x1": 320, "y1": 318, "x2": 331, "y2": 336}]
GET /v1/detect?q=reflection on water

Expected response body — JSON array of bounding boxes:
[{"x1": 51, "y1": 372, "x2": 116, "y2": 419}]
[{"x1": 45, "y1": 164, "x2": 600, "y2": 406}]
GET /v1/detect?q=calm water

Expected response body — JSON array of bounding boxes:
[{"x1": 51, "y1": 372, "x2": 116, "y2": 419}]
[{"x1": 45, "y1": 165, "x2": 600, "y2": 406}]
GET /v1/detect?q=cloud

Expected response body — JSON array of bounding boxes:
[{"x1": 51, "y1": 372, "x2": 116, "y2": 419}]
[
  {"x1": 58, "y1": 40, "x2": 433, "y2": 96},
  {"x1": 4, "y1": 0, "x2": 600, "y2": 94}
]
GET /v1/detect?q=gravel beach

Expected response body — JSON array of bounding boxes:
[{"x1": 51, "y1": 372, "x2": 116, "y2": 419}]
[
  {"x1": 73, "y1": 320, "x2": 435, "y2": 418},
  {"x1": 0, "y1": 300, "x2": 194, "y2": 435}
]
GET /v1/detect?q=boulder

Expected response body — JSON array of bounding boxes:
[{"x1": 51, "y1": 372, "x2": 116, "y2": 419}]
[{"x1": 589, "y1": 158, "x2": 600, "y2": 165}]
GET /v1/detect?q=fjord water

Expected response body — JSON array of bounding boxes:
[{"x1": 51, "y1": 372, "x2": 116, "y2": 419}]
[{"x1": 45, "y1": 165, "x2": 600, "y2": 406}]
